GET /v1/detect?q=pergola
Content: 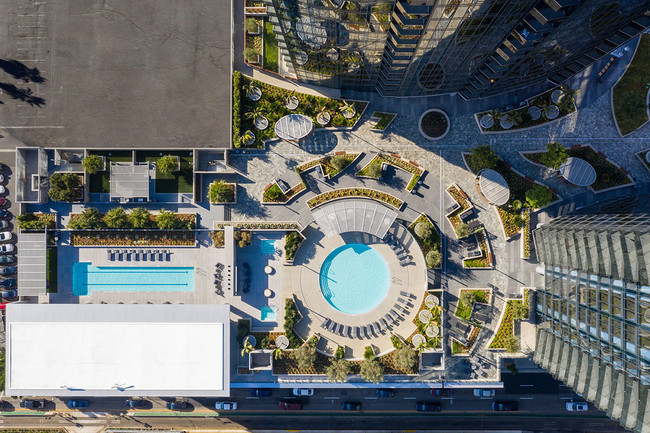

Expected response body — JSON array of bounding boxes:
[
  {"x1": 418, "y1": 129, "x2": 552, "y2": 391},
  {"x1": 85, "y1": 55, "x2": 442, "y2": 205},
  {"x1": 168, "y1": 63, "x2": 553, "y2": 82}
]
[
  {"x1": 312, "y1": 199, "x2": 397, "y2": 239},
  {"x1": 477, "y1": 169, "x2": 510, "y2": 206},
  {"x1": 559, "y1": 157, "x2": 597, "y2": 187},
  {"x1": 274, "y1": 114, "x2": 314, "y2": 141},
  {"x1": 109, "y1": 162, "x2": 150, "y2": 202},
  {"x1": 17, "y1": 231, "x2": 47, "y2": 296}
]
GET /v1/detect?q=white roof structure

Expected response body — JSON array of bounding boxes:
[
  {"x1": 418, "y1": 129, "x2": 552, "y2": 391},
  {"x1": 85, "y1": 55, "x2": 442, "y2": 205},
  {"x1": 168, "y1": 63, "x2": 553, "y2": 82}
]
[
  {"x1": 312, "y1": 199, "x2": 397, "y2": 238},
  {"x1": 296, "y1": 18, "x2": 328, "y2": 48},
  {"x1": 5, "y1": 304, "x2": 230, "y2": 397},
  {"x1": 110, "y1": 162, "x2": 150, "y2": 202},
  {"x1": 17, "y1": 231, "x2": 47, "y2": 296},
  {"x1": 478, "y1": 169, "x2": 510, "y2": 206},
  {"x1": 559, "y1": 157, "x2": 597, "y2": 187},
  {"x1": 275, "y1": 114, "x2": 314, "y2": 141}
]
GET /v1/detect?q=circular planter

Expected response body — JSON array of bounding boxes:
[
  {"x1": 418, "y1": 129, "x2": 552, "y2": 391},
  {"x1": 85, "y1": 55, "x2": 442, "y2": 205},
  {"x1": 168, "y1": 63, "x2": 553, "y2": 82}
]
[
  {"x1": 276, "y1": 335, "x2": 289, "y2": 349},
  {"x1": 419, "y1": 309, "x2": 433, "y2": 323},
  {"x1": 546, "y1": 105, "x2": 560, "y2": 120},
  {"x1": 247, "y1": 86, "x2": 262, "y2": 102},
  {"x1": 326, "y1": 48, "x2": 339, "y2": 61},
  {"x1": 479, "y1": 114, "x2": 494, "y2": 129},
  {"x1": 244, "y1": 335, "x2": 257, "y2": 347},
  {"x1": 341, "y1": 105, "x2": 356, "y2": 119},
  {"x1": 528, "y1": 106, "x2": 541, "y2": 121},
  {"x1": 285, "y1": 95, "x2": 299, "y2": 110},
  {"x1": 316, "y1": 111, "x2": 331, "y2": 126},
  {"x1": 412, "y1": 334, "x2": 426, "y2": 347},
  {"x1": 419, "y1": 109, "x2": 450, "y2": 140},
  {"x1": 254, "y1": 116, "x2": 269, "y2": 130},
  {"x1": 425, "y1": 294, "x2": 439, "y2": 308},
  {"x1": 242, "y1": 130, "x2": 256, "y2": 146},
  {"x1": 551, "y1": 89, "x2": 563, "y2": 104},
  {"x1": 296, "y1": 50, "x2": 308, "y2": 66},
  {"x1": 500, "y1": 115, "x2": 514, "y2": 130},
  {"x1": 425, "y1": 324, "x2": 439, "y2": 338}
]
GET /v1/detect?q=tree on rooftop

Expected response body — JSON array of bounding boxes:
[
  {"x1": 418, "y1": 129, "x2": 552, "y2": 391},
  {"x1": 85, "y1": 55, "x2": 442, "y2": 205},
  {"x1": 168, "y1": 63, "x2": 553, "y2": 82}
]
[
  {"x1": 156, "y1": 155, "x2": 178, "y2": 175},
  {"x1": 511, "y1": 301, "x2": 529, "y2": 321},
  {"x1": 540, "y1": 142, "x2": 568, "y2": 169},
  {"x1": 209, "y1": 180, "x2": 234, "y2": 203},
  {"x1": 504, "y1": 335, "x2": 519, "y2": 353},
  {"x1": 455, "y1": 222, "x2": 473, "y2": 239},
  {"x1": 360, "y1": 359, "x2": 384, "y2": 383},
  {"x1": 525, "y1": 185, "x2": 553, "y2": 208},
  {"x1": 414, "y1": 222, "x2": 432, "y2": 240},
  {"x1": 48, "y1": 173, "x2": 81, "y2": 202},
  {"x1": 329, "y1": 155, "x2": 350, "y2": 173},
  {"x1": 156, "y1": 209, "x2": 182, "y2": 230},
  {"x1": 128, "y1": 207, "x2": 152, "y2": 229},
  {"x1": 67, "y1": 207, "x2": 105, "y2": 230},
  {"x1": 82, "y1": 154, "x2": 104, "y2": 175},
  {"x1": 104, "y1": 207, "x2": 130, "y2": 229},
  {"x1": 393, "y1": 346, "x2": 418, "y2": 372},
  {"x1": 426, "y1": 250, "x2": 442, "y2": 268},
  {"x1": 470, "y1": 145, "x2": 498, "y2": 170},
  {"x1": 293, "y1": 342, "x2": 317, "y2": 370},
  {"x1": 326, "y1": 358, "x2": 351, "y2": 383}
]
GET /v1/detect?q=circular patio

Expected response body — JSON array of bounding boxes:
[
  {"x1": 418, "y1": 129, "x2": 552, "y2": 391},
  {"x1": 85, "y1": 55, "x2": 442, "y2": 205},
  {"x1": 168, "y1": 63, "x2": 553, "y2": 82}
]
[
  {"x1": 477, "y1": 169, "x2": 510, "y2": 206},
  {"x1": 559, "y1": 157, "x2": 597, "y2": 187},
  {"x1": 274, "y1": 114, "x2": 314, "y2": 141}
]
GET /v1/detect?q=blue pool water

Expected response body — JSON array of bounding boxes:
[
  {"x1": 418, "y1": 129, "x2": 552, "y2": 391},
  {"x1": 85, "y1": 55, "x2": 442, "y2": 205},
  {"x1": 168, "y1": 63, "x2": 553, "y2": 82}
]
[
  {"x1": 260, "y1": 305, "x2": 278, "y2": 321},
  {"x1": 260, "y1": 239, "x2": 277, "y2": 255},
  {"x1": 72, "y1": 263, "x2": 194, "y2": 296},
  {"x1": 319, "y1": 244, "x2": 389, "y2": 314}
]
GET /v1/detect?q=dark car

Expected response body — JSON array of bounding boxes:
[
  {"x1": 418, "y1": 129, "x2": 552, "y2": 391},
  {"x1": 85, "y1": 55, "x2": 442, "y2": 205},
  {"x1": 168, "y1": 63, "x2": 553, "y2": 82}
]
[
  {"x1": 0, "y1": 198, "x2": 6, "y2": 206},
  {"x1": 125, "y1": 398, "x2": 145, "y2": 408},
  {"x1": 67, "y1": 400, "x2": 88, "y2": 409},
  {"x1": 376, "y1": 389, "x2": 396, "y2": 397},
  {"x1": 0, "y1": 255, "x2": 14, "y2": 264},
  {"x1": 166, "y1": 400, "x2": 189, "y2": 410},
  {"x1": 279, "y1": 400, "x2": 302, "y2": 410},
  {"x1": 0, "y1": 210, "x2": 9, "y2": 218},
  {"x1": 492, "y1": 401, "x2": 518, "y2": 411},
  {"x1": 249, "y1": 389, "x2": 272, "y2": 397},
  {"x1": 0, "y1": 266, "x2": 16, "y2": 276},
  {"x1": 0, "y1": 279, "x2": 16, "y2": 288},
  {"x1": 1, "y1": 289, "x2": 17, "y2": 299},
  {"x1": 20, "y1": 399, "x2": 46, "y2": 409},
  {"x1": 341, "y1": 401, "x2": 361, "y2": 411},
  {"x1": 433, "y1": 389, "x2": 452, "y2": 397},
  {"x1": 416, "y1": 402, "x2": 441, "y2": 412}
]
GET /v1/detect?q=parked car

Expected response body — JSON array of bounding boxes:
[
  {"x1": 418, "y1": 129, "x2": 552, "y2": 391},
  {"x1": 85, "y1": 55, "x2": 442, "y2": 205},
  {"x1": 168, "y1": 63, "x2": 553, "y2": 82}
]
[
  {"x1": 166, "y1": 400, "x2": 188, "y2": 410},
  {"x1": 1, "y1": 289, "x2": 17, "y2": 299},
  {"x1": 473, "y1": 389, "x2": 495, "y2": 398},
  {"x1": 0, "y1": 210, "x2": 10, "y2": 218},
  {"x1": 0, "y1": 279, "x2": 16, "y2": 287},
  {"x1": 566, "y1": 402, "x2": 588, "y2": 411},
  {"x1": 0, "y1": 221, "x2": 8, "y2": 229},
  {"x1": 0, "y1": 197, "x2": 6, "y2": 206},
  {"x1": 293, "y1": 388, "x2": 314, "y2": 396},
  {"x1": 0, "y1": 186, "x2": 6, "y2": 195},
  {"x1": 341, "y1": 401, "x2": 361, "y2": 411},
  {"x1": 0, "y1": 255, "x2": 14, "y2": 264},
  {"x1": 376, "y1": 389, "x2": 396, "y2": 397},
  {"x1": 249, "y1": 389, "x2": 272, "y2": 397},
  {"x1": 215, "y1": 401, "x2": 237, "y2": 410},
  {"x1": 0, "y1": 232, "x2": 12, "y2": 242},
  {"x1": 0, "y1": 266, "x2": 17, "y2": 275},
  {"x1": 125, "y1": 398, "x2": 145, "y2": 408},
  {"x1": 0, "y1": 244, "x2": 13, "y2": 253},
  {"x1": 67, "y1": 400, "x2": 88, "y2": 409},
  {"x1": 416, "y1": 402, "x2": 441, "y2": 412},
  {"x1": 433, "y1": 389, "x2": 452, "y2": 397},
  {"x1": 20, "y1": 399, "x2": 46, "y2": 409},
  {"x1": 492, "y1": 401, "x2": 518, "y2": 411},
  {"x1": 279, "y1": 400, "x2": 302, "y2": 410}
]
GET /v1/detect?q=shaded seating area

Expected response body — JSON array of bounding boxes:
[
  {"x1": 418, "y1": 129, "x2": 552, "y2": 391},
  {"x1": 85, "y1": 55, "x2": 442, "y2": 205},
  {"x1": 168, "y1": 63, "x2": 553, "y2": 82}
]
[
  {"x1": 558, "y1": 157, "x2": 597, "y2": 187},
  {"x1": 459, "y1": 233, "x2": 482, "y2": 259},
  {"x1": 107, "y1": 249, "x2": 170, "y2": 262},
  {"x1": 476, "y1": 169, "x2": 510, "y2": 206}
]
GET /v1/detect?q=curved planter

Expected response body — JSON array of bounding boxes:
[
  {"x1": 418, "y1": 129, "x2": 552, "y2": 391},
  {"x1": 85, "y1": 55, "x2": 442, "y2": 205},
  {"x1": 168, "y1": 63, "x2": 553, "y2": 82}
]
[
  {"x1": 418, "y1": 109, "x2": 450, "y2": 141},
  {"x1": 479, "y1": 114, "x2": 494, "y2": 129},
  {"x1": 500, "y1": 115, "x2": 514, "y2": 130},
  {"x1": 316, "y1": 111, "x2": 331, "y2": 126},
  {"x1": 545, "y1": 105, "x2": 560, "y2": 120},
  {"x1": 254, "y1": 116, "x2": 269, "y2": 130},
  {"x1": 528, "y1": 106, "x2": 541, "y2": 121},
  {"x1": 247, "y1": 87, "x2": 262, "y2": 101},
  {"x1": 307, "y1": 188, "x2": 404, "y2": 210}
]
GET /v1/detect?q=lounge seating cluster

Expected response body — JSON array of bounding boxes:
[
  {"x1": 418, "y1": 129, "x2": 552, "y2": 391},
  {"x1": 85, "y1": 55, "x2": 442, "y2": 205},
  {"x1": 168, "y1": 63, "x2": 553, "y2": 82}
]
[
  {"x1": 215, "y1": 262, "x2": 233, "y2": 294},
  {"x1": 384, "y1": 233, "x2": 410, "y2": 266},
  {"x1": 107, "y1": 249, "x2": 170, "y2": 261}
]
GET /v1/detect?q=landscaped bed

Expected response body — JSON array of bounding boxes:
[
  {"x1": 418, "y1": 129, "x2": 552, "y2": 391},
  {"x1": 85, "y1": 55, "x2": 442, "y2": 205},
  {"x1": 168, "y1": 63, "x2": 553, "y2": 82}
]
[
  {"x1": 71, "y1": 230, "x2": 195, "y2": 246},
  {"x1": 612, "y1": 34, "x2": 650, "y2": 136},
  {"x1": 296, "y1": 153, "x2": 359, "y2": 179},
  {"x1": 233, "y1": 72, "x2": 367, "y2": 147},
  {"x1": 356, "y1": 153, "x2": 424, "y2": 191},
  {"x1": 408, "y1": 214, "x2": 442, "y2": 269},
  {"x1": 369, "y1": 111, "x2": 396, "y2": 131},
  {"x1": 522, "y1": 208, "x2": 531, "y2": 259},
  {"x1": 263, "y1": 20, "x2": 279, "y2": 73},
  {"x1": 135, "y1": 150, "x2": 194, "y2": 194},
  {"x1": 451, "y1": 327, "x2": 480, "y2": 354},
  {"x1": 488, "y1": 300, "x2": 520, "y2": 349},
  {"x1": 17, "y1": 212, "x2": 56, "y2": 230},
  {"x1": 307, "y1": 188, "x2": 404, "y2": 210},
  {"x1": 455, "y1": 289, "x2": 489, "y2": 321},
  {"x1": 272, "y1": 349, "x2": 417, "y2": 375},
  {"x1": 462, "y1": 230, "x2": 492, "y2": 269},
  {"x1": 408, "y1": 296, "x2": 442, "y2": 351},
  {"x1": 522, "y1": 145, "x2": 632, "y2": 191},
  {"x1": 445, "y1": 184, "x2": 472, "y2": 229},
  {"x1": 636, "y1": 149, "x2": 650, "y2": 172},
  {"x1": 419, "y1": 109, "x2": 449, "y2": 139},
  {"x1": 262, "y1": 181, "x2": 307, "y2": 203}
]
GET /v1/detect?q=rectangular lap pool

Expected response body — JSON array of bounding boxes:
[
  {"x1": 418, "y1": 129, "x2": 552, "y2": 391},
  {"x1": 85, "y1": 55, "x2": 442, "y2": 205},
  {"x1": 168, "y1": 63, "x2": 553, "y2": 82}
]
[{"x1": 72, "y1": 263, "x2": 194, "y2": 296}]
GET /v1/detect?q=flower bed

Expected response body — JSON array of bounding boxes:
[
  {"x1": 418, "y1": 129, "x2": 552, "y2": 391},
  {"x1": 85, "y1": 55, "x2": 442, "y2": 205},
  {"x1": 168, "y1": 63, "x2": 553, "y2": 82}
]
[
  {"x1": 71, "y1": 230, "x2": 195, "y2": 246},
  {"x1": 446, "y1": 184, "x2": 472, "y2": 229},
  {"x1": 295, "y1": 153, "x2": 359, "y2": 179},
  {"x1": 455, "y1": 289, "x2": 489, "y2": 321},
  {"x1": 262, "y1": 181, "x2": 307, "y2": 204},
  {"x1": 496, "y1": 207, "x2": 521, "y2": 238},
  {"x1": 215, "y1": 221, "x2": 300, "y2": 230},
  {"x1": 476, "y1": 85, "x2": 577, "y2": 133},
  {"x1": 488, "y1": 300, "x2": 520, "y2": 349},
  {"x1": 369, "y1": 111, "x2": 396, "y2": 131},
  {"x1": 522, "y1": 145, "x2": 632, "y2": 191},
  {"x1": 236, "y1": 74, "x2": 367, "y2": 147},
  {"x1": 612, "y1": 34, "x2": 650, "y2": 136},
  {"x1": 463, "y1": 230, "x2": 492, "y2": 268},
  {"x1": 522, "y1": 209, "x2": 531, "y2": 259},
  {"x1": 356, "y1": 153, "x2": 424, "y2": 192},
  {"x1": 307, "y1": 188, "x2": 404, "y2": 210},
  {"x1": 408, "y1": 214, "x2": 441, "y2": 268}
]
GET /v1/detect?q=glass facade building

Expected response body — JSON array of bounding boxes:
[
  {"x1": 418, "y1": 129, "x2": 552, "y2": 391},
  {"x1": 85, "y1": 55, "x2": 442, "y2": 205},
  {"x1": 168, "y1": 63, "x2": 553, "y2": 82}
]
[
  {"x1": 533, "y1": 196, "x2": 650, "y2": 432},
  {"x1": 263, "y1": 0, "x2": 650, "y2": 97}
]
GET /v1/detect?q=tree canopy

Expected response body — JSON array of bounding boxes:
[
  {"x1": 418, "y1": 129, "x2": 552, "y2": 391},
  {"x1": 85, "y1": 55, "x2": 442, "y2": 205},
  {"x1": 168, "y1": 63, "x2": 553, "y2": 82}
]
[{"x1": 48, "y1": 173, "x2": 81, "y2": 202}]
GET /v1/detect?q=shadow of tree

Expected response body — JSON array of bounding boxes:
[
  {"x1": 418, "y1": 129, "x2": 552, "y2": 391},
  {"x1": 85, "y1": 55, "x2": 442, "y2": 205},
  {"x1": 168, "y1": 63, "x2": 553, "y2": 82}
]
[
  {"x1": 0, "y1": 59, "x2": 46, "y2": 83},
  {"x1": 0, "y1": 82, "x2": 45, "y2": 107}
]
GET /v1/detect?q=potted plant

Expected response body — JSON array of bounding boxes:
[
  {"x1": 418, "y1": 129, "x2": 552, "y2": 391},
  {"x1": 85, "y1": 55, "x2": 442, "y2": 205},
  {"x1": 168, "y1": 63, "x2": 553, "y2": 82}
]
[
  {"x1": 246, "y1": 106, "x2": 269, "y2": 130},
  {"x1": 316, "y1": 105, "x2": 331, "y2": 125},
  {"x1": 500, "y1": 114, "x2": 514, "y2": 130},
  {"x1": 244, "y1": 81, "x2": 262, "y2": 101},
  {"x1": 240, "y1": 130, "x2": 256, "y2": 147},
  {"x1": 339, "y1": 100, "x2": 356, "y2": 119},
  {"x1": 285, "y1": 90, "x2": 299, "y2": 110}
]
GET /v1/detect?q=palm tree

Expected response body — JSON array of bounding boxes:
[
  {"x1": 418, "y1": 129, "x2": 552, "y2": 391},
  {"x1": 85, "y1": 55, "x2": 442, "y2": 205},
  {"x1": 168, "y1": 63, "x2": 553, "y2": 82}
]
[
  {"x1": 414, "y1": 339, "x2": 428, "y2": 354},
  {"x1": 238, "y1": 130, "x2": 256, "y2": 147},
  {"x1": 272, "y1": 347, "x2": 284, "y2": 360},
  {"x1": 245, "y1": 106, "x2": 266, "y2": 122},
  {"x1": 339, "y1": 100, "x2": 356, "y2": 118},
  {"x1": 240, "y1": 336, "x2": 255, "y2": 357},
  {"x1": 507, "y1": 108, "x2": 526, "y2": 126},
  {"x1": 243, "y1": 81, "x2": 259, "y2": 99}
]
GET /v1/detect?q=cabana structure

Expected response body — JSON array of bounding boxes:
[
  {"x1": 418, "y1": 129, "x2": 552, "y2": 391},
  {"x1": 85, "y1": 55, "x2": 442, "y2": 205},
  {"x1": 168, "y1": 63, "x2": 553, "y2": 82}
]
[{"x1": 476, "y1": 169, "x2": 510, "y2": 206}]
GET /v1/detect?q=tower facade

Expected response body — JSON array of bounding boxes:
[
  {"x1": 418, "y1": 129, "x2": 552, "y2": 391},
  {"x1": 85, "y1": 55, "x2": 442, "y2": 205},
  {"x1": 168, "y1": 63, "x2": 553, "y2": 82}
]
[
  {"x1": 533, "y1": 196, "x2": 650, "y2": 432},
  {"x1": 263, "y1": 0, "x2": 650, "y2": 97}
]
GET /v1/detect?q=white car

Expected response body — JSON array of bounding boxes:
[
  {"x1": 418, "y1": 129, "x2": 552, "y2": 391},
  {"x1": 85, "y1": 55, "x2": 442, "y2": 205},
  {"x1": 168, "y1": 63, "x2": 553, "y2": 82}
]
[
  {"x1": 0, "y1": 175, "x2": 4, "y2": 183},
  {"x1": 0, "y1": 244, "x2": 13, "y2": 253},
  {"x1": 293, "y1": 388, "x2": 314, "y2": 396},
  {"x1": 473, "y1": 389, "x2": 495, "y2": 398},
  {"x1": 0, "y1": 232, "x2": 11, "y2": 242},
  {"x1": 0, "y1": 221, "x2": 7, "y2": 229},
  {"x1": 215, "y1": 401, "x2": 237, "y2": 410},
  {"x1": 566, "y1": 402, "x2": 588, "y2": 411},
  {"x1": 0, "y1": 186, "x2": 5, "y2": 194}
]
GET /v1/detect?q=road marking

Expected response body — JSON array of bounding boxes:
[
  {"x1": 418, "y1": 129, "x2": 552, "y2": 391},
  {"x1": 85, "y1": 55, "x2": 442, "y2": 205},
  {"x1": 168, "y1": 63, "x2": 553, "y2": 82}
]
[
  {"x1": 519, "y1": 397, "x2": 534, "y2": 400},
  {"x1": 364, "y1": 397, "x2": 377, "y2": 400},
  {"x1": 324, "y1": 397, "x2": 339, "y2": 400},
  {"x1": 560, "y1": 397, "x2": 573, "y2": 400},
  {"x1": 246, "y1": 397, "x2": 259, "y2": 399},
  {"x1": 519, "y1": 384, "x2": 534, "y2": 387},
  {"x1": 403, "y1": 397, "x2": 416, "y2": 400}
]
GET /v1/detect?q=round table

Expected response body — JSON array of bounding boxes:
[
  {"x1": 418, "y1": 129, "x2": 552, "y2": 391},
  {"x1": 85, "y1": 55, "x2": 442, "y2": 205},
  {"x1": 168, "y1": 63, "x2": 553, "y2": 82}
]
[
  {"x1": 264, "y1": 289, "x2": 273, "y2": 298},
  {"x1": 274, "y1": 114, "x2": 314, "y2": 141},
  {"x1": 264, "y1": 266, "x2": 273, "y2": 274}
]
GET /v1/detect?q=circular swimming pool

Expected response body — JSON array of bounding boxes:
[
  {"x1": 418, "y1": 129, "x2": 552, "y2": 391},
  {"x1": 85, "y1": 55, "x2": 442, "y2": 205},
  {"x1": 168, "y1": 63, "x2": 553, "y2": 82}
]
[{"x1": 319, "y1": 244, "x2": 389, "y2": 314}]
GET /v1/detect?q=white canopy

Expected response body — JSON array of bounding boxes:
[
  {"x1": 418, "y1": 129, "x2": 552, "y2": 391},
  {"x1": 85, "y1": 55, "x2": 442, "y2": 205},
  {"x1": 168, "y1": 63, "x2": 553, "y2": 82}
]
[
  {"x1": 275, "y1": 114, "x2": 314, "y2": 141},
  {"x1": 478, "y1": 169, "x2": 510, "y2": 206},
  {"x1": 559, "y1": 157, "x2": 597, "y2": 187},
  {"x1": 312, "y1": 199, "x2": 397, "y2": 239}
]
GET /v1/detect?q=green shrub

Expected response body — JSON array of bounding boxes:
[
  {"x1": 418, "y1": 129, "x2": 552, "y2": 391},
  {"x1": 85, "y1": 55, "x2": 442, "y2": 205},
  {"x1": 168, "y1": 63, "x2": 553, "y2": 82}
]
[
  {"x1": 540, "y1": 142, "x2": 568, "y2": 169},
  {"x1": 365, "y1": 161, "x2": 382, "y2": 178},
  {"x1": 68, "y1": 207, "x2": 105, "y2": 230},
  {"x1": 326, "y1": 358, "x2": 351, "y2": 382},
  {"x1": 17, "y1": 213, "x2": 48, "y2": 230},
  {"x1": 335, "y1": 346, "x2": 345, "y2": 359},
  {"x1": 294, "y1": 343, "x2": 317, "y2": 370},
  {"x1": 455, "y1": 222, "x2": 473, "y2": 239},
  {"x1": 264, "y1": 183, "x2": 285, "y2": 202},
  {"x1": 156, "y1": 209, "x2": 182, "y2": 230},
  {"x1": 471, "y1": 145, "x2": 498, "y2": 170},
  {"x1": 414, "y1": 222, "x2": 432, "y2": 240},
  {"x1": 391, "y1": 335, "x2": 402, "y2": 349},
  {"x1": 157, "y1": 155, "x2": 178, "y2": 175},
  {"x1": 505, "y1": 335, "x2": 519, "y2": 353},
  {"x1": 244, "y1": 47, "x2": 260, "y2": 62},
  {"x1": 261, "y1": 336, "x2": 273, "y2": 349},
  {"x1": 234, "y1": 230, "x2": 252, "y2": 248},
  {"x1": 48, "y1": 173, "x2": 81, "y2": 202},
  {"x1": 245, "y1": 17, "x2": 260, "y2": 33},
  {"x1": 233, "y1": 71, "x2": 242, "y2": 147},
  {"x1": 128, "y1": 207, "x2": 153, "y2": 229},
  {"x1": 284, "y1": 298, "x2": 302, "y2": 348},
  {"x1": 511, "y1": 199, "x2": 522, "y2": 211},
  {"x1": 360, "y1": 359, "x2": 384, "y2": 383},
  {"x1": 104, "y1": 207, "x2": 130, "y2": 229},
  {"x1": 525, "y1": 185, "x2": 553, "y2": 208},
  {"x1": 284, "y1": 231, "x2": 303, "y2": 260},
  {"x1": 460, "y1": 290, "x2": 477, "y2": 308},
  {"x1": 364, "y1": 346, "x2": 375, "y2": 360},
  {"x1": 329, "y1": 155, "x2": 350, "y2": 173},
  {"x1": 82, "y1": 154, "x2": 104, "y2": 174},
  {"x1": 209, "y1": 180, "x2": 234, "y2": 203},
  {"x1": 426, "y1": 250, "x2": 442, "y2": 268},
  {"x1": 513, "y1": 215, "x2": 523, "y2": 228},
  {"x1": 393, "y1": 346, "x2": 417, "y2": 371},
  {"x1": 511, "y1": 301, "x2": 529, "y2": 321}
]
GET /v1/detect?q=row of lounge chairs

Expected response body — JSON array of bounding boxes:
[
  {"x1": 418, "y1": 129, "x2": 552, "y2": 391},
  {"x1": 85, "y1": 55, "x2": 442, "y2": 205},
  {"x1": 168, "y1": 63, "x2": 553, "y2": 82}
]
[
  {"x1": 108, "y1": 249, "x2": 170, "y2": 261},
  {"x1": 321, "y1": 292, "x2": 417, "y2": 339},
  {"x1": 385, "y1": 235, "x2": 411, "y2": 266}
]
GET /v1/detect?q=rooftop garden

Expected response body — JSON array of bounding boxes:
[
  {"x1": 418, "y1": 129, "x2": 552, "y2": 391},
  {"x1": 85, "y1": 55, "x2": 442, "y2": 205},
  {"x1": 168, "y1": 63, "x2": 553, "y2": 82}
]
[
  {"x1": 88, "y1": 150, "x2": 132, "y2": 194},
  {"x1": 17, "y1": 212, "x2": 56, "y2": 230},
  {"x1": 455, "y1": 289, "x2": 489, "y2": 321},
  {"x1": 71, "y1": 230, "x2": 195, "y2": 246},
  {"x1": 356, "y1": 153, "x2": 424, "y2": 192},
  {"x1": 612, "y1": 34, "x2": 650, "y2": 136},
  {"x1": 296, "y1": 153, "x2": 359, "y2": 179},
  {"x1": 408, "y1": 296, "x2": 443, "y2": 352},
  {"x1": 244, "y1": 18, "x2": 263, "y2": 65},
  {"x1": 307, "y1": 188, "x2": 404, "y2": 210},
  {"x1": 135, "y1": 151, "x2": 193, "y2": 194},
  {"x1": 463, "y1": 230, "x2": 492, "y2": 269},
  {"x1": 263, "y1": 21, "x2": 279, "y2": 73},
  {"x1": 67, "y1": 207, "x2": 195, "y2": 230},
  {"x1": 208, "y1": 180, "x2": 236, "y2": 204},
  {"x1": 451, "y1": 326, "x2": 480, "y2": 355},
  {"x1": 408, "y1": 214, "x2": 442, "y2": 269},
  {"x1": 262, "y1": 181, "x2": 307, "y2": 203},
  {"x1": 488, "y1": 299, "x2": 527, "y2": 352},
  {"x1": 522, "y1": 144, "x2": 632, "y2": 191},
  {"x1": 233, "y1": 71, "x2": 367, "y2": 147},
  {"x1": 445, "y1": 184, "x2": 472, "y2": 229},
  {"x1": 284, "y1": 231, "x2": 303, "y2": 261},
  {"x1": 48, "y1": 173, "x2": 84, "y2": 202},
  {"x1": 476, "y1": 85, "x2": 577, "y2": 133},
  {"x1": 369, "y1": 111, "x2": 396, "y2": 131}
]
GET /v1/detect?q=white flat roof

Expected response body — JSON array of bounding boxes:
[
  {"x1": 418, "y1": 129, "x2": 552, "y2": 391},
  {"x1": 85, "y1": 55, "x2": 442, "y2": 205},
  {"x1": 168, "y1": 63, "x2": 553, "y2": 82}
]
[
  {"x1": 17, "y1": 231, "x2": 47, "y2": 296},
  {"x1": 312, "y1": 199, "x2": 397, "y2": 239},
  {"x1": 6, "y1": 304, "x2": 230, "y2": 397}
]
